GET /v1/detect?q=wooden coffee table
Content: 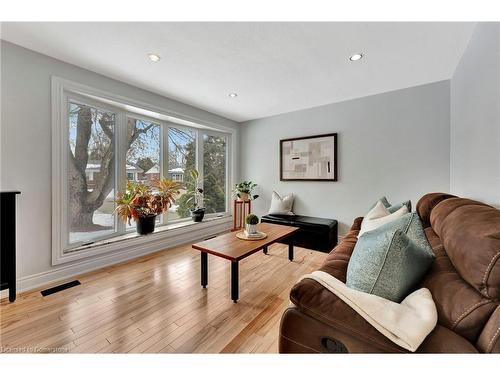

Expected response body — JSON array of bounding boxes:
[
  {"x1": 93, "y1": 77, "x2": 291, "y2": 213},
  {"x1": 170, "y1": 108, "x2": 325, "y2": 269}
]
[{"x1": 192, "y1": 222, "x2": 299, "y2": 303}]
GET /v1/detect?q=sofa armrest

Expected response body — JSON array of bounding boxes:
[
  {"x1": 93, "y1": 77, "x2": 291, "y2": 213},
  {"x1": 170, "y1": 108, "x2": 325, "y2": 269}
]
[
  {"x1": 351, "y1": 216, "x2": 364, "y2": 231},
  {"x1": 289, "y1": 278, "x2": 406, "y2": 352}
]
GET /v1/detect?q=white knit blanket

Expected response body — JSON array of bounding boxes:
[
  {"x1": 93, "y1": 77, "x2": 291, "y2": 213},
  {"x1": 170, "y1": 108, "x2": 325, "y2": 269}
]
[{"x1": 299, "y1": 271, "x2": 437, "y2": 352}]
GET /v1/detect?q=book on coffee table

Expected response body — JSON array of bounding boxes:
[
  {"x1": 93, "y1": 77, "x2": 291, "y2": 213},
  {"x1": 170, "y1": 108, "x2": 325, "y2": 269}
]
[{"x1": 244, "y1": 230, "x2": 263, "y2": 238}]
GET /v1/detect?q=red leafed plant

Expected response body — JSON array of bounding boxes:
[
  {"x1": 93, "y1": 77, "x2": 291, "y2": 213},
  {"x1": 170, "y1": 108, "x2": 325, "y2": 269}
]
[{"x1": 114, "y1": 178, "x2": 181, "y2": 225}]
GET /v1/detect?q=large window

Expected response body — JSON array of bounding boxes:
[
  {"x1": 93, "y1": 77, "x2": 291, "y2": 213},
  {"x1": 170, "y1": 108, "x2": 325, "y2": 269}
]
[{"x1": 56, "y1": 86, "x2": 231, "y2": 257}]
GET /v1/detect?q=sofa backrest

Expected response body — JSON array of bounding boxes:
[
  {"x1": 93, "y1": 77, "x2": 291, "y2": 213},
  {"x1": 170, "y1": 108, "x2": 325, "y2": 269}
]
[{"x1": 417, "y1": 193, "x2": 500, "y2": 352}]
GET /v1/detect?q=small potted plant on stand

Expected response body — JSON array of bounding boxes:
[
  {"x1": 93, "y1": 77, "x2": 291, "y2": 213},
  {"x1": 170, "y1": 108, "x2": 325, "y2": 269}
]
[
  {"x1": 114, "y1": 178, "x2": 180, "y2": 235},
  {"x1": 245, "y1": 213, "x2": 259, "y2": 235},
  {"x1": 232, "y1": 181, "x2": 259, "y2": 202}
]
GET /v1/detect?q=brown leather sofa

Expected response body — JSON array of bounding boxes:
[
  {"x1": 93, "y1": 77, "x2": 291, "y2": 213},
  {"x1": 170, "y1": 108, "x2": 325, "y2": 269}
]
[{"x1": 279, "y1": 193, "x2": 500, "y2": 353}]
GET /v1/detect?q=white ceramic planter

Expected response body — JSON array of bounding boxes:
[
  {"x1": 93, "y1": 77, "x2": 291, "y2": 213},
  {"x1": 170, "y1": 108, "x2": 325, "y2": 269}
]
[{"x1": 246, "y1": 223, "x2": 257, "y2": 234}]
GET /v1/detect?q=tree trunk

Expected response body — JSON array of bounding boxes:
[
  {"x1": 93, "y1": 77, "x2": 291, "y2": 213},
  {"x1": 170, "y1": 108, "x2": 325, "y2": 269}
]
[
  {"x1": 68, "y1": 151, "x2": 100, "y2": 231},
  {"x1": 70, "y1": 203, "x2": 96, "y2": 230},
  {"x1": 69, "y1": 107, "x2": 115, "y2": 232}
]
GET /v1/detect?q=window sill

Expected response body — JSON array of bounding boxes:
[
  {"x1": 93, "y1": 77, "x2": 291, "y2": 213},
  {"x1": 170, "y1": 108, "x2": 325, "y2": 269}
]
[{"x1": 54, "y1": 214, "x2": 232, "y2": 266}]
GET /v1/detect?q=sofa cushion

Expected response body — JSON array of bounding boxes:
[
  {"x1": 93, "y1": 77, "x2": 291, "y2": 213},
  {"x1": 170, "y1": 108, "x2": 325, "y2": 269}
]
[
  {"x1": 362, "y1": 212, "x2": 434, "y2": 254},
  {"x1": 359, "y1": 204, "x2": 408, "y2": 237},
  {"x1": 367, "y1": 200, "x2": 391, "y2": 219},
  {"x1": 371, "y1": 196, "x2": 412, "y2": 214},
  {"x1": 416, "y1": 192, "x2": 456, "y2": 228},
  {"x1": 416, "y1": 325, "x2": 478, "y2": 353},
  {"x1": 347, "y1": 227, "x2": 434, "y2": 302},
  {"x1": 421, "y1": 226, "x2": 497, "y2": 342},
  {"x1": 476, "y1": 305, "x2": 500, "y2": 353},
  {"x1": 387, "y1": 200, "x2": 412, "y2": 214},
  {"x1": 430, "y1": 198, "x2": 500, "y2": 299}
]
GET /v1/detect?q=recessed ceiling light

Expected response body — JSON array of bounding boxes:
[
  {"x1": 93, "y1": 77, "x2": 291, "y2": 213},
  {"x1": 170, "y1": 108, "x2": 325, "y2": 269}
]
[
  {"x1": 148, "y1": 53, "x2": 161, "y2": 62},
  {"x1": 349, "y1": 53, "x2": 364, "y2": 62},
  {"x1": 228, "y1": 93, "x2": 238, "y2": 98}
]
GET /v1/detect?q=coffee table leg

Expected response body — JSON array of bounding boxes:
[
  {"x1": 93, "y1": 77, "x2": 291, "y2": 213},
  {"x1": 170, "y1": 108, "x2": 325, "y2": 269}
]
[
  {"x1": 231, "y1": 261, "x2": 239, "y2": 303},
  {"x1": 288, "y1": 241, "x2": 294, "y2": 261},
  {"x1": 201, "y1": 252, "x2": 208, "y2": 288},
  {"x1": 263, "y1": 245, "x2": 268, "y2": 255}
]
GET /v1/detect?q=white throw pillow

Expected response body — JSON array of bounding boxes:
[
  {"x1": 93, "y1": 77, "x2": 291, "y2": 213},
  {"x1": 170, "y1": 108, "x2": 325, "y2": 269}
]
[
  {"x1": 366, "y1": 200, "x2": 391, "y2": 220},
  {"x1": 268, "y1": 191, "x2": 295, "y2": 215},
  {"x1": 359, "y1": 204, "x2": 409, "y2": 237}
]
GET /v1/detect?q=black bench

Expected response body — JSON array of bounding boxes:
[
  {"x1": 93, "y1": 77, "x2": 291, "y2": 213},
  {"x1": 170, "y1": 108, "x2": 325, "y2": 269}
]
[{"x1": 261, "y1": 214, "x2": 338, "y2": 253}]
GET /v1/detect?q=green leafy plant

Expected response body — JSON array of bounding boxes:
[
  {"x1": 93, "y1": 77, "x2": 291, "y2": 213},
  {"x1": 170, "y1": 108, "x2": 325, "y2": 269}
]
[
  {"x1": 176, "y1": 169, "x2": 211, "y2": 218},
  {"x1": 245, "y1": 214, "x2": 259, "y2": 225},
  {"x1": 185, "y1": 170, "x2": 205, "y2": 210},
  {"x1": 114, "y1": 178, "x2": 181, "y2": 225},
  {"x1": 232, "y1": 181, "x2": 259, "y2": 200}
]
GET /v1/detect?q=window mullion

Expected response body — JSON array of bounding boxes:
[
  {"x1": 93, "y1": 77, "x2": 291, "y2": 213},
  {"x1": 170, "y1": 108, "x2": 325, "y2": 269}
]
[
  {"x1": 225, "y1": 134, "x2": 231, "y2": 215},
  {"x1": 116, "y1": 112, "x2": 127, "y2": 235},
  {"x1": 161, "y1": 124, "x2": 169, "y2": 225},
  {"x1": 197, "y1": 130, "x2": 204, "y2": 193}
]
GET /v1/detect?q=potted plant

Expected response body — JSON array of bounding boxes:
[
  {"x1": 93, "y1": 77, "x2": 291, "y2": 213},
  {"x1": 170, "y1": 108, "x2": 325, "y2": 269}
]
[
  {"x1": 190, "y1": 186, "x2": 206, "y2": 222},
  {"x1": 114, "y1": 178, "x2": 180, "y2": 235},
  {"x1": 180, "y1": 169, "x2": 206, "y2": 222},
  {"x1": 245, "y1": 213, "x2": 259, "y2": 235},
  {"x1": 232, "y1": 181, "x2": 259, "y2": 202}
]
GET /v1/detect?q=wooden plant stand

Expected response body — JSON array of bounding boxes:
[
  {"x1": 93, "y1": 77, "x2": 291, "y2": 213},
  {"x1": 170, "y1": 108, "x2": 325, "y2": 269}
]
[{"x1": 232, "y1": 199, "x2": 251, "y2": 231}]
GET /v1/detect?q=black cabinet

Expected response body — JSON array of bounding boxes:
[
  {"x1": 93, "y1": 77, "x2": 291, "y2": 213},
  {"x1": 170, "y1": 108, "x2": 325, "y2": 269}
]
[
  {"x1": 1, "y1": 191, "x2": 20, "y2": 302},
  {"x1": 261, "y1": 214, "x2": 338, "y2": 253}
]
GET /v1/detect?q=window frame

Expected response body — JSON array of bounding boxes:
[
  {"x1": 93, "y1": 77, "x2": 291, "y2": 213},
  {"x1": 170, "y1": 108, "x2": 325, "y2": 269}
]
[{"x1": 52, "y1": 77, "x2": 235, "y2": 266}]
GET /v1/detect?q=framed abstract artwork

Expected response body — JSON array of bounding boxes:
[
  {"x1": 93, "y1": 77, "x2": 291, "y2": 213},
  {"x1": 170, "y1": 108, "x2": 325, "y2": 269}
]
[{"x1": 280, "y1": 133, "x2": 338, "y2": 181}]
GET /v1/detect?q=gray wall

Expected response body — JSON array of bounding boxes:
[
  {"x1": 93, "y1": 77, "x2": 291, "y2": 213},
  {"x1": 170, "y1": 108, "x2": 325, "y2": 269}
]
[
  {"x1": 241, "y1": 81, "x2": 451, "y2": 235},
  {"x1": 450, "y1": 23, "x2": 500, "y2": 207},
  {"x1": 0, "y1": 41, "x2": 239, "y2": 281}
]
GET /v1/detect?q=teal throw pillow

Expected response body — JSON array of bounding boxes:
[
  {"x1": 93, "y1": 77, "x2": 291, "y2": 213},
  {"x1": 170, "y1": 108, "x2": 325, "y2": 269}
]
[{"x1": 347, "y1": 213, "x2": 435, "y2": 302}]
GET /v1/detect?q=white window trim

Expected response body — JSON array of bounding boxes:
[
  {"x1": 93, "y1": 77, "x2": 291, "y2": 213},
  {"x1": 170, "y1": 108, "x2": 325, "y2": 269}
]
[{"x1": 51, "y1": 76, "x2": 236, "y2": 266}]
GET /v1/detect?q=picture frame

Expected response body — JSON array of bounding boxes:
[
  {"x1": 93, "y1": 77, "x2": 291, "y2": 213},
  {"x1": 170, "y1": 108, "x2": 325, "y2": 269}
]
[{"x1": 280, "y1": 133, "x2": 338, "y2": 181}]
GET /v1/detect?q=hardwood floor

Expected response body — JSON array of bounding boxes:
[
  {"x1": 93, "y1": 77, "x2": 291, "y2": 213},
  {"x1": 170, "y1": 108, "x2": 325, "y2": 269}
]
[{"x1": 0, "y1": 242, "x2": 325, "y2": 353}]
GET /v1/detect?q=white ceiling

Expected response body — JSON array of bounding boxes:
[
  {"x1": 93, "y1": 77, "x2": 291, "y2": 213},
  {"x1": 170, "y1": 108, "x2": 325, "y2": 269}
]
[{"x1": 1, "y1": 22, "x2": 475, "y2": 122}]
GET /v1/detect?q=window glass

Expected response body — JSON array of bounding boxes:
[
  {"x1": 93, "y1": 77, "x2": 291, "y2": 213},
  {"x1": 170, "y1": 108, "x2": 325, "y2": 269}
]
[
  {"x1": 125, "y1": 118, "x2": 161, "y2": 229},
  {"x1": 68, "y1": 102, "x2": 116, "y2": 244},
  {"x1": 168, "y1": 127, "x2": 196, "y2": 220},
  {"x1": 203, "y1": 134, "x2": 227, "y2": 214}
]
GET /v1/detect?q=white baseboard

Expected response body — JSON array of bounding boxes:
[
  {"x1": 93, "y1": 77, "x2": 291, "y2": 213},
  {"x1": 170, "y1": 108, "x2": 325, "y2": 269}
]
[{"x1": 3, "y1": 220, "x2": 231, "y2": 296}]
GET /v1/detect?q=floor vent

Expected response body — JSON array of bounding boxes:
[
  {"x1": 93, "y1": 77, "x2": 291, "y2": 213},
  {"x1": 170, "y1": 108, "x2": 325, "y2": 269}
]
[{"x1": 41, "y1": 280, "x2": 81, "y2": 296}]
